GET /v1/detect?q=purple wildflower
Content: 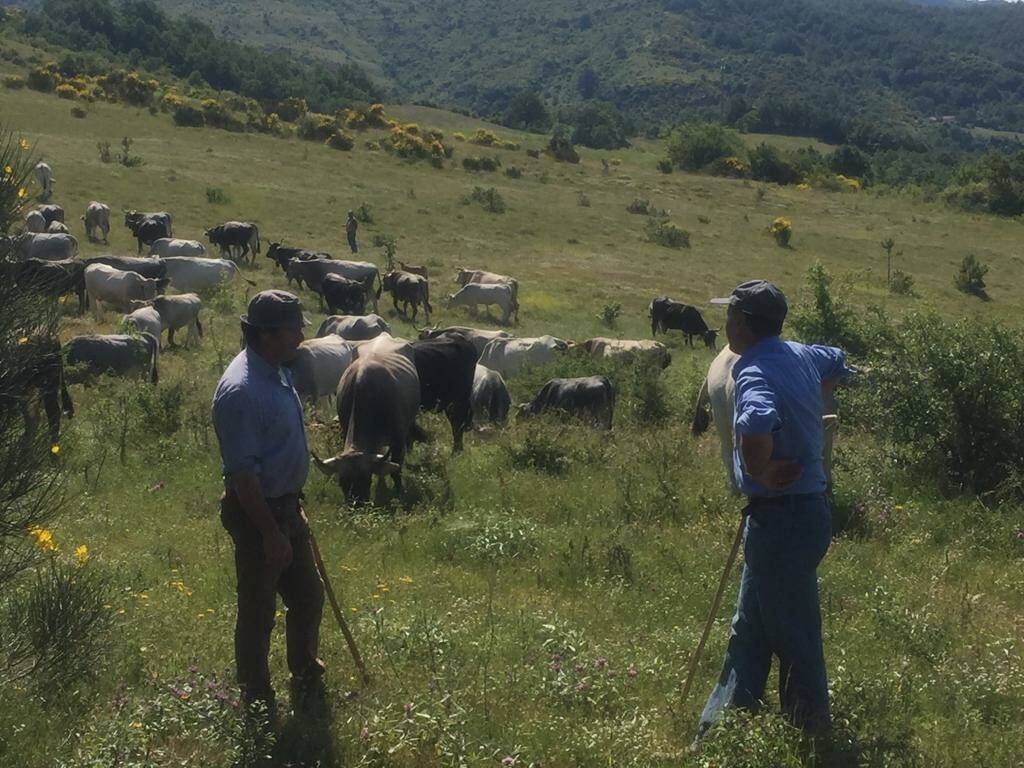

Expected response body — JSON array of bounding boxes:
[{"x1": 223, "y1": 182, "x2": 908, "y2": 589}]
[
  {"x1": 595, "y1": 656, "x2": 607, "y2": 669},
  {"x1": 502, "y1": 757, "x2": 516, "y2": 767},
  {"x1": 627, "y1": 664, "x2": 638, "y2": 679},
  {"x1": 574, "y1": 681, "x2": 586, "y2": 693}
]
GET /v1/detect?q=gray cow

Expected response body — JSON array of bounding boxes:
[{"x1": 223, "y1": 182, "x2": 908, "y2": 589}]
[
  {"x1": 81, "y1": 201, "x2": 111, "y2": 244},
  {"x1": 64, "y1": 333, "x2": 159, "y2": 385}
]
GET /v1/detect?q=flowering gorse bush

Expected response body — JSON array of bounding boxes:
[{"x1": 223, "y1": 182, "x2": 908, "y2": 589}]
[{"x1": 768, "y1": 216, "x2": 792, "y2": 247}]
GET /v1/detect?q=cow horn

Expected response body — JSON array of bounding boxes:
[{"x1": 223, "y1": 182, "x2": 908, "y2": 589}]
[{"x1": 311, "y1": 452, "x2": 341, "y2": 475}]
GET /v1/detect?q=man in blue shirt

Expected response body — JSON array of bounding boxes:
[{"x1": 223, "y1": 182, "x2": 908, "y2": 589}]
[
  {"x1": 212, "y1": 290, "x2": 325, "y2": 718},
  {"x1": 697, "y1": 280, "x2": 851, "y2": 737}
]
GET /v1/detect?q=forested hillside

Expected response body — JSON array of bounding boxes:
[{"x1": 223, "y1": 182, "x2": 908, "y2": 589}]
[{"x1": 47, "y1": 0, "x2": 1024, "y2": 135}]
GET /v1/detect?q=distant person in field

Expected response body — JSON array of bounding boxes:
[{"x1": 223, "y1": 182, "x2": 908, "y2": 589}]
[
  {"x1": 211, "y1": 290, "x2": 325, "y2": 721},
  {"x1": 696, "y1": 280, "x2": 852, "y2": 741},
  {"x1": 346, "y1": 210, "x2": 358, "y2": 254}
]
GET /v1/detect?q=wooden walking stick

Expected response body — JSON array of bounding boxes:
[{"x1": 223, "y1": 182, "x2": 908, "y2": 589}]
[
  {"x1": 679, "y1": 516, "x2": 746, "y2": 713},
  {"x1": 309, "y1": 529, "x2": 371, "y2": 687}
]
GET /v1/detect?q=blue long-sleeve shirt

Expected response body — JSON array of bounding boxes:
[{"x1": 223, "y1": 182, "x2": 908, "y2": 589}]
[
  {"x1": 211, "y1": 347, "x2": 309, "y2": 498},
  {"x1": 732, "y1": 337, "x2": 851, "y2": 497}
]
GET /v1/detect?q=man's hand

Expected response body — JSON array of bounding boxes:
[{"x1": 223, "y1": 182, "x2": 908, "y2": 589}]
[
  {"x1": 263, "y1": 527, "x2": 293, "y2": 570},
  {"x1": 751, "y1": 458, "x2": 804, "y2": 492}
]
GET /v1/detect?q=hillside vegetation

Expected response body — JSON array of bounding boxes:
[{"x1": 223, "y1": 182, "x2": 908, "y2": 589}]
[{"x1": 1, "y1": 41, "x2": 1023, "y2": 768}]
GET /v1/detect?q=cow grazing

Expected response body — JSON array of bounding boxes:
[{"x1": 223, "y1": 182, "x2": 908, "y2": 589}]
[
  {"x1": 447, "y1": 283, "x2": 518, "y2": 325},
  {"x1": 122, "y1": 306, "x2": 164, "y2": 348},
  {"x1": 649, "y1": 297, "x2": 717, "y2": 349},
  {"x1": 16, "y1": 335, "x2": 73, "y2": 445},
  {"x1": 410, "y1": 335, "x2": 477, "y2": 450},
  {"x1": 519, "y1": 376, "x2": 615, "y2": 429},
  {"x1": 287, "y1": 258, "x2": 380, "y2": 309},
  {"x1": 64, "y1": 333, "x2": 160, "y2": 385},
  {"x1": 25, "y1": 209, "x2": 46, "y2": 233},
  {"x1": 417, "y1": 326, "x2": 514, "y2": 357},
  {"x1": 581, "y1": 338, "x2": 672, "y2": 370},
  {"x1": 161, "y1": 256, "x2": 254, "y2": 293},
  {"x1": 149, "y1": 238, "x2": 206, "y2": 258},
  {"x1": 19, "y1": 232, "x2": 78, "y2": 261},
  {"x1": 34, "y1": 163, "x2": 54, "y2": 201},
  {"x1": 285, "y1": 335, "x2": 355, "y2": 404},
  {"x1": 382, "y1": 270, "x2": 432, "y2": 322},
  {"x1": 81, "y1": 201, "x2": 110, "y2": 244},
  {"x1": 266, "y1": 242, "x2": 327, "y2": 273},
  {"x1": 313, "y1": 345, "x2": 422, "y2": 502},
  {"x1": 478, "y1": 335, "x2": 569, "y2": 378},
  {"x1": 322, "y1": 273, "x2": 366, "y2": 315},
  {"x1": 691, "y1": 347, "x2": 839, "y2": 494},
  {"x1": 316, "y1": 314, "x2": 390, "y2": 341},
  {"x1": 471, "y1": 364, "x2": 511, "y2": 426},
  {"x1": 125, "y1": 213, "x2": 171, "y2": 254},
  {"x1": 46, "y1": 220, "x2": 69, "y2": 234},
  {"x1": 398, "y1": 261, "x2": 428, "y2": 279},
  {"x1": 124, "y1": 210, "x2": 172, "y2": 236},
  {"x1": 84, "y1": 263, "x2": 167, "y2": 318},
  {"x1": 128, "y1": 293, "x2": 204, "y2": 348},
  {"x1": 13, "y1": 258, "x2": 87, "y2": 314},
  {"x1": 84, "y1": 255, "x2": 167, "y2": 281},
  {"x1": 205, "y1": 221, "x2": 260, "y2": 265}
]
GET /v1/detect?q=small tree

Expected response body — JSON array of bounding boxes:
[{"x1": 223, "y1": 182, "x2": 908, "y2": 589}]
[
  {"x1": 666, "y1": 122, "x2": 743, "y2": 172},
  {"x1": 954, "y1": 254, "x2": 989, "y2": 299},
  {"x1": 880, "y1": 237, "x2": 896, "y2": 287}
]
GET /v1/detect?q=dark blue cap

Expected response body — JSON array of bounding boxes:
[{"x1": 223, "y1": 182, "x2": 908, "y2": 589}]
[
  {"x1": 240, "y1": 289, "x2": 308, "y2": 329},
  {"x1": 710, "y1": 279, "x2": 788, "y2": 321}
]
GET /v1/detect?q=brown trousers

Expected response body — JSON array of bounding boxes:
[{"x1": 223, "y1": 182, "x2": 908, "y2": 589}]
[{"x1": 220, "y1": 492, "x2": 325, "y2": 707}]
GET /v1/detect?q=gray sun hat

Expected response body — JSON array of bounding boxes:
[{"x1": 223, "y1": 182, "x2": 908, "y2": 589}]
[
  {"x1": 240, "y1": 289, "x2": 309, "y2": 329},
  {"x1": 710, "y1": 279, "x2": 788, "y2": 321}
]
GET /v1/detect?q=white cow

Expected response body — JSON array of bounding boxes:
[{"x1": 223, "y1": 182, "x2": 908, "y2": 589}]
[
  {"x1": 149, "y1": 238, "x2": 206, "y2": 258},
  {"x1": 691, "y1": 346, "x2": 839, "y2": 494},
  {"x1": 25, "y1": 210, "x2": 46, "y2": 233},
  {"x1": 20, "y1": 233, "x2": 78, "y2": 260},
  {"x1": 129, "y1": 294, "x2": 203, "y2": 348},
  {"x1": 46, "y1": 220, "x2": 69, "y2": 234},
  {"x1": 287, "y1": 336, "x2": 355, "y2": 404},
  {"x1": 581, "y1": 338, "x2": 671, "y2": 370},
  {"x1": 122, "y1": 306, "x2": 164, "y2": 349},
  {"x1": 85, "y1": 263, "x2": 166, "y2": 318},
  {"x1": 161, "y1": 256, "x2": 253, "y2": 293},
  {"x1": 81, "y1": 201, "x2": 110, "y2": 244},
  {"x1": 316, "y1": 314, "x2": 390, "y2": 341},
  {"x1": 471, "y1": 364, "x2": 511, "y2": 425},
  {"x1": 478, "y1": 335, "x2": 569, "y2": 378},
  {"x1": 34, "y1": 162, "x2": 54, "y2": 200},
  {"x1": 454, "y1": 267, "x2": 520, "y2": 309},
  {"x1": 447, "y1": 283, "x2": 518, "y2": 325}
]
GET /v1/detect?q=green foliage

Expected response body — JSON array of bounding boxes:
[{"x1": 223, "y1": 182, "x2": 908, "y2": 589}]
[
  {"x1": 501, "y1": 91, "x2": 550, "y2": 132},
  {"x1": 644, "y1": 218, "x2": 689, "y2": 248},
  {"x1": 889, "y1": 269, "x2": 915, "y2": 296},
  {"x1": 462, "y1": 155, "x2": 501, "y2": 172},
  {"x1": 561, "y1": 100, "x2": 631, "y2": 150},
  {"x1": 354, "y1": 202, "x2": 374, "y2": 223},
  {"x1": 503, "y1": 166, "x2": 522, "y2": 179},
  {"x1": 504, "y1": 430, "x2": 569, "y2": 475},
  {"x1": 747, "y1": 142, "x2": 801, "y2": 185},
  {"x1": 2, "y1": 74, "x2": 26, "y2": 90},
  {"x1": 205, "y1": 186, "x2": 228, "y2": 205},
  {"x1": 545, "y1": 133, "x2": 579, "y2": 164},
  {"x1": 461, "y1": 186, "x2": 506, "y2": 214},
  {"x1": 325, "y1": 129, "x2": 355, "y2": 151},
  {"x1": 946, "y1": 150, "x2": 1024, "y2": 216},
  {"x1": 597, "y1": 302, "x2": 622, "y2": 328},
  {"x1": 116, "y1": 136, "x2": 142, "y2": 168},
  {"x1": 789, "y1": 261, "x2": 866, "y2": 355},
  {"x1": 830, "y1": 144, "x2": 870, "y2": 178},
  {"x1": 666, "y1": 122, "x2": 743, "y2": 172},
  {"x1": 656, "y1": 158, "x2": 672, "y2": 174},
  {"x1": 171, "y1": 102, "x2": 205, "y2": 128},
  {"x1": 954, "y1": 253, "x2": 989, "y2": 299}
]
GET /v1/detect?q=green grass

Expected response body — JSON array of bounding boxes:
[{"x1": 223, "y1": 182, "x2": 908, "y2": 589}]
[{"x1": 2, "y1": 83, "x2": 1023, "y2": 767}]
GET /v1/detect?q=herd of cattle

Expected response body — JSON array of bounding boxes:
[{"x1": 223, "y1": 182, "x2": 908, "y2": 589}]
[{"x1": 9, "y1": 180, "x2": 750, "y2": 502}]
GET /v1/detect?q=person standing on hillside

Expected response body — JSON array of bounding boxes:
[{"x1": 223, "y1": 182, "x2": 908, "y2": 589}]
[
  {"x1": 346, "y1": 210, "x2": 358, "y2": 254},
  {"x1": 695, "y1": 280, "x2": 852, "y2": 741},
  {"x1": 211, "y1": 290, "x2": 325, "y2": 721}
]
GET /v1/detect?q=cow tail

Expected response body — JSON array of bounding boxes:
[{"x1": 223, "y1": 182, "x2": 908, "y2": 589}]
[
  {"x1": 196, "y1": 314, "x2": 204, "y2": 338},
  {"x1": 375, "y1": 270, "x2": 383, "y2": 299},
  {"x1": 60, "y1": 370, "x2": 74, "y2": 419},
  {"x1": 423, "y1": 280, "x2": 432, "y2": 313},
  {"x1": 253, "y1": 226, "x2": 261, "y2": 255},
  {"x1": 691, "y1": 377, "x2": 711, "y2": 436}
]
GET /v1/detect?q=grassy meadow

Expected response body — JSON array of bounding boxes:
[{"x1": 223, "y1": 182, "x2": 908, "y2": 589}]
[{"x1": 1, "y1": 81, "x2": 1023, "y2": 768}]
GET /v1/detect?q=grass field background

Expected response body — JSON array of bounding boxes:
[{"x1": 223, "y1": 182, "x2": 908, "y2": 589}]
[{"x1": 1, "y1": 80, "x2": 1023, "y2": 767}]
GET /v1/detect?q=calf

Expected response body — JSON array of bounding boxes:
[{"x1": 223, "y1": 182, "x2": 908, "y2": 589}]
[
  {"x1": 129, "y1": 293, "x2": 204, "y2": 348},
  {"x1": 410, "y1": 335, "x2": 477, "y2": 450},
  {"x1": 454, "y1": 268, "x2": 519, "y2": 321},
  {"x1": 649, "y1": 297, "x2": 717, "y2": 349},
  {"x1": 122, "y1": 306, "x2": 164, "y2": 348},
  {"x1": 398, "y1": 261, "x2": 428, "y2": 279},
  {"x1": 519, "y1": 375, "x2": 615, "y2": 429},
  {"x1": 64, "y1": 333, "x2": 160, "y2": 385},
  {"x1": 382, "y1": 270, "x2": 431, "y2": 322},
  {"x1": 125, "y1": 215, "x2": 171, "y2": 254},
  {"x1": 46, "y1": 220, "x2": 69, "y2": 234},
  {"x1": 36, "y1": 204, "x2": 64, "y2": 226},
  {"x1": 205, "y1": 221, "x2": 260, "y2": 265},
  {"x1": 471, "y1": 364, "x2": 511, "y2": 426},
  {"x1": 34, "y1": 163, "x2": 54, "y2": 201},
  {"x1": 81, "y1": 201, "x2": 110, "y2": 244},
  {"x1": 322, "y1": 273, "x2": 366, "y2": 315}
]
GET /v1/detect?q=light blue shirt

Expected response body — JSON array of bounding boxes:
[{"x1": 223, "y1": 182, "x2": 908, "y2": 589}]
[
  {"x1": 211, "y1": 347, "x2": 309, "y2": 498},
  {"x1": 732, "y1": 337, "x2": 851, "y2": 497}
]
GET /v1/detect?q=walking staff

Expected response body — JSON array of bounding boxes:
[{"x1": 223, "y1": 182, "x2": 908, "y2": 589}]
[
  {"x1": 211, "y1": 290, "x2": 326, "y2": 718},
  {"x1": 692, "y1": 280, "x2": 852, "y2": 743}
]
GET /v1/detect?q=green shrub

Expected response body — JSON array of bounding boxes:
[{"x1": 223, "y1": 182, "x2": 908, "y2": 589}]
[
  {"x1": 502, "y1": 92, "x2": 551, "y2": 132},
  {"x1": 576, "y1": 191, "x2": 591, "y2": 207},
  {"x1": 748, "y1": 142, "x2": 801, "y2": 185},
  {"x1": 644, "y1": 219, "x2": 689, "y2": 248},
  {"x1": 789, "y1": 261, "x2": 867, "y2": 355},
  {"x1": 626, "y1": 198, "x2": 650, "y2": 215},
  {"x1": 297, "y1": 111, "x2": 337, "y2": 142},
  {"x1": 562, "y1": 100, "x2": 631, "y2": 150},
  {"x1": 462, "y1": 156, "x2": 501, "y2": 172},
  {"x1": 597, "y1": 302, "x2": 622, "y2": 328},
  {"x1": 545, "y1": 134, "x2": 579, "y2": 163},
  {"x1": 462, "y1": 186, "x2": 506, "y2": 214},
  {"x1": 666, "y1": 122, "x2": 743, "y2": 171},
  {"x1": 205, "y1": 186, "x2": 229, "y2": 205},
  {"x1": 889, "y1": 269, "x2": 915, "y2": 296},
  {"x1": 656, "y1": 158, "x2": 672, "y2": 174},
  {"x1": 355, "y1": 202, "x2": 373, "y2": 223},
  {"x1": 954, "y1": 254, "x2": 989, "y2": 299},
  {"x1": 172, "y1": 103, "x2": 205, "y2": 128},
  {"x1": 504, "y1": 431, "x2": 569, "y2": 475},
  {"x1": 2, "y1": 74, "x2": 25, "y2": 90},
  {"x1": 504, "y1": 166, "x2": 522, "y2": 179},
  {"x1": 326, "y1": 129, "x2": 354, "y2": 151},
  {"x1": 26, "y1": 63, "x2": 59, "y2": 93}
]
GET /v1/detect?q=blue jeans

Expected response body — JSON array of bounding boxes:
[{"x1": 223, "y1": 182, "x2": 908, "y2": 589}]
[{"x1": 699, "y1": 494, "x2": 832, "y2": 734}]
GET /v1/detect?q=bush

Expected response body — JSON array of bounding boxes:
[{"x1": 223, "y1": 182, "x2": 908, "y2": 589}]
[
  {"x1": 830, "y1": 144, "x2": 870, "y2": 178},
  {"x1": 462, "y1": 156, "x2": 501, "y2": 172},
  {"x1": 354, "y1": 202, "x2": 373, "y2": 223},
  {"x1": 502, "y1": 92, "x2": 551, "y2": 132},
  {"x1": 71, "y1": 106, "x2": 87, "y2": 119},
  {"x1": 768, "y1": 216, "x2": 792, "y2": 247},
  {"x1": 504, "y1": 166, "x2": 522, "y2": 179},
  {"x1": 748, "y1": 143, "x2": 801, "y2": 185},
  {"x1": 626, "y1": 198, "x2": 650, "y2": 215},
  {"x1": 597, "y1": 303, "x2": 622, "y2": 328},
  {"x1": 96, "y1": 141, "x2": 112, "y2": 163},
  {"x1": 789, "y1": 261, "x2": 867, "y2": 356},
  {"x1": 206, "y1": 187, "x2": 229, "y2": 205},
  {"x1": 656, "y1": 158, "x2": 672, "y2": 174},
  {"x1": 54, "y1": 83, "x2": 77, "y2": 100},
  {"x1": 562, "y1": 100, "x2": 631, "y2": 150},
  {"x1": 326, "y1": 129, "x2": 355, "y2": 150},
  {"x1": 954, "y1": 254, "x2": 989, "y2": 299},
  {"x1": 666, "y1": 122, "x2": 743, "y2": 171},
  {"x1": 2, "y1": 74, "x2": 25, "y2": 90},
  {"x1": 576, "y1": 191, "x2": 591, "y2": 207},
  {"x1": 645, "y1": 219, "x2": 690, "y2": 248},
  {"x1": 545, "y1": 134, "x2": 579, "y2": 163},
  {"x1": 297, "y1": 111, "x2": 337, "y2": 142},
  {"x1": 462, "y1": 186, "x2": 506, "y2": 214},
  {"x1": 504, "y1": 431, "x2": 569, "y2": 475},
  {"x1": 889, "y1": 269, "x2": 915, "y2": 296},
  {"x1": 468, "y1": 128, "x2": 519, "y2": 150},
  {"x1": 26, "y1": 63, "x2": 59, "y2": 93},
  {"x1": 172, "y1": 103, "x2": 205, "y2": 128}
]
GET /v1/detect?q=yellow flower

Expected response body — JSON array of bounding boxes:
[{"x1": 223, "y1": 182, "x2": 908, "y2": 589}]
[
  {"x1": 371, "y1": 593, "x2": 380, "y2": 599},
  {"x1": 3, "y1": 165, "x2": 11, "y2": 176},
  {"x1": 17, "y1": 188, "x2": 26, "y2": 199},
  {"x1": 17, "y1": 336, "x2": 28, "y2": 345},
  {"x1": 197, "y1": 613, "x2": 205, "y2": 619},
  {"x1": 399, "y1": 575, "x2": 414, "y2": 584},
  {"x1": 50, "y1": 444, "x2": 60, "y2": 455},
  {"x1": 75, "y1": 545, "x2": 88, "y2": 565},
  {"x1": 19, "y1": 139, "x2": 29, "y2": 150},
  {"x1": 27, "y1": 525, "x2": 58, "y2": 552},
  {"x1": 350, "y1": 607, "x2": 358, "y2": 613}
]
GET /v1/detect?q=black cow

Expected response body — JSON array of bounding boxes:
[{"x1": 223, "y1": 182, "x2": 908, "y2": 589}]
[
  {"x1": 83, "y1": 255, "x2": 168, "y2": 281},
  {"x1": 410, "y1": 335, "x2": 478, "y2": 450},
  {"x1": 519, "y1": 375, "x2": 615, "y2": 429},
  {"x1": 206, "y1": 221, "x2": 260, "y2": 266},
  {"x1": 382, "y1": 271, "x2": 431, "y2": 322},
  {"x1": 266, "y1": 242, "x2": 327, "y2": 273},
  {"x1": 322, "y1": 273, "x2": 366, "y2": 315},
  {"x1": 124, "y1": 210, "x2": 172, "y2": 235},
  {"x1": 17, "y1": 335, "x2": 74, "y2": 447},
  {"x1": 125, "y1": 216, "x2": 171, "y2": 254},
  {"x1": 649, "y1": 297, "x2": 718, "y2": 349},
  {"x1": 15, "y1": 258, "x2": 87, "y2": 314}
]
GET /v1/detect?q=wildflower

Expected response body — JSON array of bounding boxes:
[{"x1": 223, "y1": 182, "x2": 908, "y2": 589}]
[
  {"x1": 1016, "y1": 529, "x2": 1024, "y2": 541},
  {"x1": 502, "y1": 758, "x2": 516, "y2": 767},
  {"x1": 371, "y1": 593, "x2": 380, "y2": 599},
  {"x1": 17, "y1": 188, "x2": 26, "y2": 199},
  {"x1": 403, "y1": 702, "x2": 413, "y2": 717},
  {"x1": 595, "y1": 656, "x2": 607, "y2": 669},
  {"x1": 19, "y1": 139, "x2": 29, "y2": 150},
  {"x1": 75, "y1": 544, "x2": 88, "y2": 565},
  {"x1": 627, "y1": 664, "x2": 638, "y2": 679},
  {"x1": 197, "y1": 613, "x2": 205, "y2": 619},
  {"x1": 17, "y1": 336, "x2": 28, "y2": 345},
  {"x1": 118, "y1": 608, "x2": 126, "y2": 615},
  {"x1": 2, "y1": 165, "x2": 11, "y2": 175},
  {"x1": 28, "y1": 525, "x2": 58, "y2": 552},
  {"x1": 574, "y1": 681, "x2": 586, "y2": 693},
  {"x1": 399, "y1": 575, "x2": 414, "y2": 584},
  {"x1": 50, "y1": 444, "x2": 60, "y2": 456}
]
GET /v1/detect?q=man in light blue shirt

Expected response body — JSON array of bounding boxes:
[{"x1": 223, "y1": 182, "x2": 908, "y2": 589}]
[
  {"x1": 697, "y1": 280, "x2": 851, "y2": 738},
  {"x1": 212, "y1": 290, "x2": 324, "y2": 718}
]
